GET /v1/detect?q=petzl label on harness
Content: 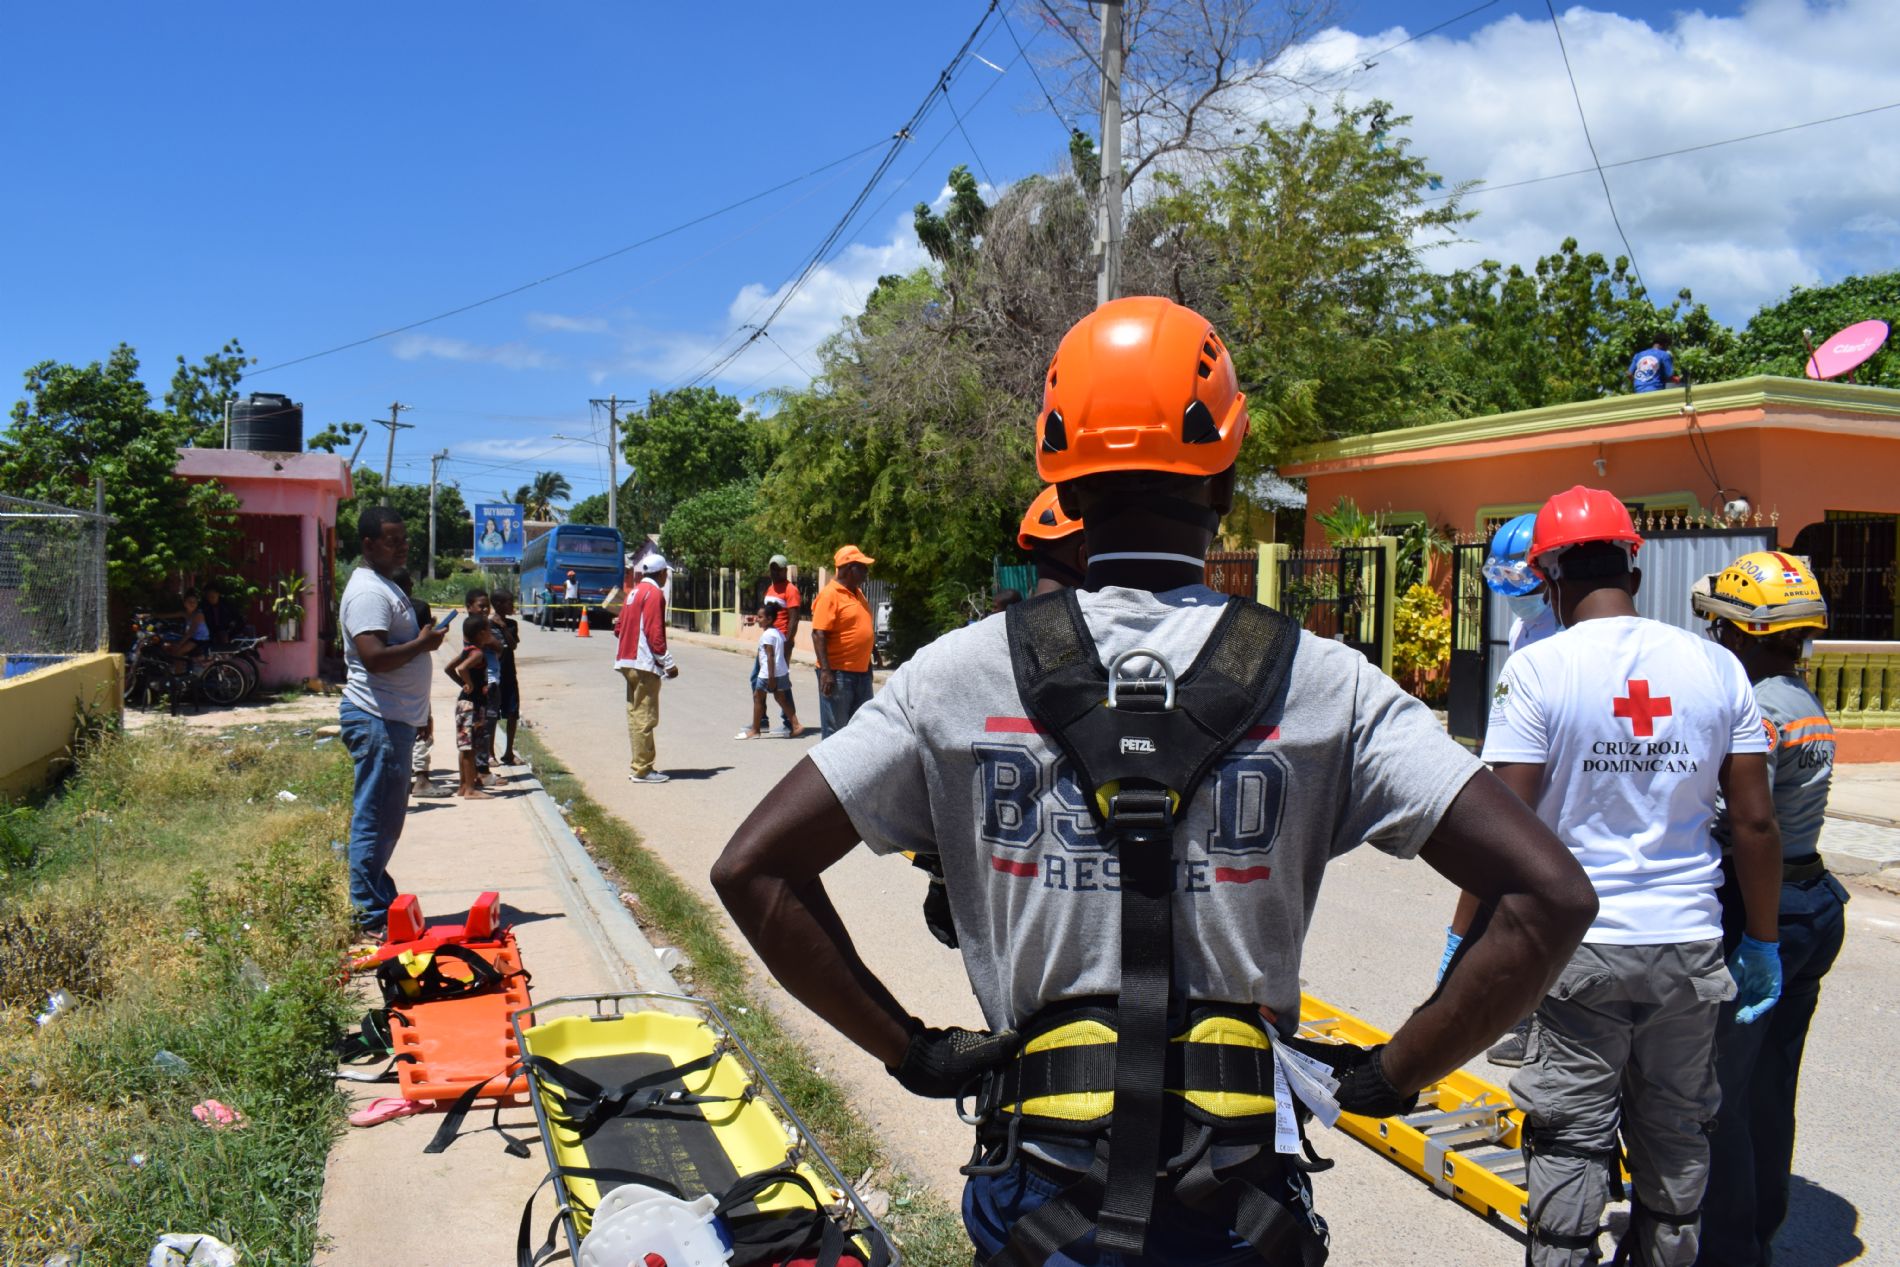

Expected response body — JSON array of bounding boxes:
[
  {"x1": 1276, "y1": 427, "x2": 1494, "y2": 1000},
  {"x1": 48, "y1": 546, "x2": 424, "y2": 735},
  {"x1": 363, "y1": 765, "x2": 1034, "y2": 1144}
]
[{"x1": 1273, "y1": 1043, "x2": 1343, "y2": 1148}]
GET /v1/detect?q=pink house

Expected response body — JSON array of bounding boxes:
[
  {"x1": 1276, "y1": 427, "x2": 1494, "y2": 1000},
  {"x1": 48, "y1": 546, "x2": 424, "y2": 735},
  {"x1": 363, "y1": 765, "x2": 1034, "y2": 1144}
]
[{"x1": 174, "y1": 448, "x2": 353, "y2": 687}]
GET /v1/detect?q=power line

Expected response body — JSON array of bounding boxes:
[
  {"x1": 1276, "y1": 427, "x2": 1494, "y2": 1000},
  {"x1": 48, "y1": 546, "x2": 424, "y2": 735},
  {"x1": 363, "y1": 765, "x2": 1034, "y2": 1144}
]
[
  {"x1": 999, "y1": 7, "x2": 1075, "y2": 137},
  {"x1": 1543, "y1": 0, "x2": 1647, "y2": 295},
  {"x1": 241, "y1": 136, "x2": 889, "y2": 381},
  {"x1": 685, "y1": 1, "x2": 1002, "y2": 389},
  {"x1": 1426, "y1": 100, "x2": 1900, "y2": 202},
  {"x1": 1356, "y1": 0, "x2": 1505, "y2": 65}
]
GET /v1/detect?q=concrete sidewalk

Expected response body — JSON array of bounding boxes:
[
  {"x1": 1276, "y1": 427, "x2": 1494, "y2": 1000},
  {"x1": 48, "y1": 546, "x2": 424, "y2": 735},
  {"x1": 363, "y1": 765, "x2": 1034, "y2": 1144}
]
[{"x1": 313, "y1": 681, "x2": 679, "y2": 1266}]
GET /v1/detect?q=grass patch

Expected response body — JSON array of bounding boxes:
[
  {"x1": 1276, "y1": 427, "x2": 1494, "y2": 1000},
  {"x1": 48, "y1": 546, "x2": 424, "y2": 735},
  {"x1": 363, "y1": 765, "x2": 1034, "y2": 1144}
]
[
  {"x1": 521, "y1": 731, "x2": 972, "y2": 1267},
  {"x1": 0, "y1": 721, "x2": 354, "y2": 1264}
]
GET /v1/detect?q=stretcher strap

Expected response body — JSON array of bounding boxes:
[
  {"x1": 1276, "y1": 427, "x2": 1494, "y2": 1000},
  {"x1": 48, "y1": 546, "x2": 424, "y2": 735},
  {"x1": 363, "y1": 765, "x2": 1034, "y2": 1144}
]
[
  {"x1": 522, "y1": 1048, "x2": 743, "y2": 1139},
  {"x1": 424, "y1": 1063, "x2": 532, "y2": 1156},
  {"x1": 996, "y1": 1038, "x2": 1277, "y2": 1117}
]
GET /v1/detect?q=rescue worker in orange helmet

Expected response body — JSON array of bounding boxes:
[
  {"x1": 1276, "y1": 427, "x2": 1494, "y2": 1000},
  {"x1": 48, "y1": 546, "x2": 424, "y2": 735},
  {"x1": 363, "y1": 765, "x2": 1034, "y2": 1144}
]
[
  {"x1": 1484, "y1": 487, "x2": 1783, "y2": 1267},
  {"x1": 1690, "y1": 552, "x2": 1841, "y2": 1267},
  {"x1": 714, "y1": 297, "x2": 1594, "y2": 1266},
  {"x1": 1018, "y1": 485, "x2": 1087, "y2": 596}
]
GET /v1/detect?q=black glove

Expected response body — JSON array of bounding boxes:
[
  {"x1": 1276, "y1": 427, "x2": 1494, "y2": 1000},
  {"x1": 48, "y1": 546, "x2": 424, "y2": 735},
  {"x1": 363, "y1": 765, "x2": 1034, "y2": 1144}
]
[
  {"x1": 921, "y1": 878, "x2": 958, "y2": 949},
  {"x1": 1281, "y1": 1035, "x2": 1419, "y2": 1119},
  {"x1": 889, "y1": 1022, "x2": 1017, "y2": 1098}
]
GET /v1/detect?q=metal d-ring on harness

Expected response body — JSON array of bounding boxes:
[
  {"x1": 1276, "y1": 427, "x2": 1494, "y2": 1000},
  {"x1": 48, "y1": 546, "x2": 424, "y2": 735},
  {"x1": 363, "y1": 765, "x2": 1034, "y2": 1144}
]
[{"x1": 976, "y1": 588, "x2": 1312, "y2": 1267}]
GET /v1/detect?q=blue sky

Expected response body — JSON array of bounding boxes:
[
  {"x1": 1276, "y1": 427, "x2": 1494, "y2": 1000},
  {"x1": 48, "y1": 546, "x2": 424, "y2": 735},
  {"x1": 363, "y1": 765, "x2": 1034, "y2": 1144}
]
[{"x1": 7, "y1": 1, "x2": 1892, "y2": 511}]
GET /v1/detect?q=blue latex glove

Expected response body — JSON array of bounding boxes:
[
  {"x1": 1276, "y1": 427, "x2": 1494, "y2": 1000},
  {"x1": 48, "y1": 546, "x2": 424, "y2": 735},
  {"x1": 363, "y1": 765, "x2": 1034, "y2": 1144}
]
[
  {"x1": 1729, "y1": 935, "x2": 1783, "y2": 1024},
  {"x1": 1437, "y1": 926, "x2": 1463, "y2": 984}
]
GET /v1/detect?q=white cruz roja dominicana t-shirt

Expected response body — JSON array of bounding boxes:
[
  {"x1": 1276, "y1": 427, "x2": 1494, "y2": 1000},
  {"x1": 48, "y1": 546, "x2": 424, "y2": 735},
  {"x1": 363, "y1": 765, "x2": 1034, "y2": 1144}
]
[{"x1": 1482, "y1": 615, "x2": 1767, "y2": 946}]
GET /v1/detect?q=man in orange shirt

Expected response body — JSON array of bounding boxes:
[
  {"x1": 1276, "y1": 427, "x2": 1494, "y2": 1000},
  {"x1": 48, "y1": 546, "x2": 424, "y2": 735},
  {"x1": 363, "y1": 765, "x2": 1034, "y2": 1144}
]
[{"x1": 811, "y1": 544, "x2": 876, "y2": 738}]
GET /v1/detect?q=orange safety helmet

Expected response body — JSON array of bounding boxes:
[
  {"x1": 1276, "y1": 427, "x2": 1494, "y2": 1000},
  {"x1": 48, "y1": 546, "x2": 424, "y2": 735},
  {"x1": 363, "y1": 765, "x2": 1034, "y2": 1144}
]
[
  {"x1": 1036, "y1": 296, "x2": 1247, "y2": 483},
  {"x1": 1529, "y1": 485, "x2": 1644, "y2": 579},
  {"x1": 1017, "y1": 485, "x2": 1084, "y2": 551}
]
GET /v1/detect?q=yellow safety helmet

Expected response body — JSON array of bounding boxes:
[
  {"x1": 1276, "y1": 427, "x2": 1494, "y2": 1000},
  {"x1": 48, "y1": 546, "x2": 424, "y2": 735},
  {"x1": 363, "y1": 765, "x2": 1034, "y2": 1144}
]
[{"x1": 1690, "y1": 550, "x2": 1828, "y2": 635}]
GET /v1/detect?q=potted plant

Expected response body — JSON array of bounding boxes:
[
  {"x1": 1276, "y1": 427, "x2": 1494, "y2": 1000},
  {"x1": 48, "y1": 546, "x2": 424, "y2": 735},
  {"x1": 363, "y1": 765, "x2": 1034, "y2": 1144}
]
[{"x1": 272, "y1": 571, "x2": 308, "y2": 642}]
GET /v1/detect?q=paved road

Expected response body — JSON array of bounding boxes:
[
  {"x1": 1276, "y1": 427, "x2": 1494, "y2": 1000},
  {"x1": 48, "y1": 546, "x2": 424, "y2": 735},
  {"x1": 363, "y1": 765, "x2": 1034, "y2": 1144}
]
[{"x1": 520, "y1": 622, "x2": 1893, "y2": 1266}]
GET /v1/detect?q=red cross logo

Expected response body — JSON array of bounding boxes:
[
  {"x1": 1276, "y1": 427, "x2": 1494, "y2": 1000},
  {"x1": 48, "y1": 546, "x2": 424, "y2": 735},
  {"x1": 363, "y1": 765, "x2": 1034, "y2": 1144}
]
[{"x1": 1613, "y1": 680, "x2": 1673, "y2": 737}]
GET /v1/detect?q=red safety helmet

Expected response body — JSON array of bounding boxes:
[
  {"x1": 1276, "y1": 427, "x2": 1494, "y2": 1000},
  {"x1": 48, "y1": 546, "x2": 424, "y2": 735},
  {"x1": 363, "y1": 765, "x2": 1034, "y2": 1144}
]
[
  {"x1": 1529, "y1": 485, "x2": 1644, "y2": 579},
  {"x1": 1036, "y1": 296, "x2": 1248, "y2": 482},
  {"x1": 1017, "y1": 485, "x2": 1083, "y2": 551}
]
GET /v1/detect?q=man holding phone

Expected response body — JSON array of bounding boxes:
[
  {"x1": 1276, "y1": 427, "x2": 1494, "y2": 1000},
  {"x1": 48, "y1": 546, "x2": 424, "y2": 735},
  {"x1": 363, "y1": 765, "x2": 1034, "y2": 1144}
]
[{"x1": 340, "y1": 507, "x2": 447, "y2": 936}]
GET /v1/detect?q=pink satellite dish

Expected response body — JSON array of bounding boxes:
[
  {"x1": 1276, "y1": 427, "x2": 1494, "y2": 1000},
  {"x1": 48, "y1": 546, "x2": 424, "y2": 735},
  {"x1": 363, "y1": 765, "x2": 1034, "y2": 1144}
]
[{"x1": 1805, "y1": 319, "x2": 1889, "y2": 380}]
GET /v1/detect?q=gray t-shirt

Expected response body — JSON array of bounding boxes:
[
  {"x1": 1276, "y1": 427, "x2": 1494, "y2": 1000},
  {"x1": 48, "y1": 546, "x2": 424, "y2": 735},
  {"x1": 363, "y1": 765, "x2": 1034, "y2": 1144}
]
[
  {"x1": 1715, "y1": 673, "x2": 1835, "y2": 860},
  {"x1": 340, "y1": 566, "x2": 431, "y2": 726},
  {"x1": 811, "y1": 585, "x2": 1483, "y2": 1031}
]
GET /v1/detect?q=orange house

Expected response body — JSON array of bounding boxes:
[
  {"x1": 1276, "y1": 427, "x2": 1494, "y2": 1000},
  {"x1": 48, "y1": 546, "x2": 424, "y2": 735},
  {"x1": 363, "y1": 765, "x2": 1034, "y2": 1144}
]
[{"x1": 1282, "y1": 375, "x2": 1900, "y2": 757}]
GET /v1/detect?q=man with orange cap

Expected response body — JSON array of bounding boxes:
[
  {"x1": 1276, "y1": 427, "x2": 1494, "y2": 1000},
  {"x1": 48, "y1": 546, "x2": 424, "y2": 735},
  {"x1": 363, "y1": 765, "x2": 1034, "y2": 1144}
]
[
  {"x1": 810, "y1": 544, "x2": 877, "y2": 737},
  {"x1": 1018, "y1": 485, "x2": 1087, "y2": 596},
  {"x1": 714, "y1": 297, "x2": 1595, "y2": 1265},
  {"x1": 1482, "y1": 487, "x2": 1784, "y2": 1267}
]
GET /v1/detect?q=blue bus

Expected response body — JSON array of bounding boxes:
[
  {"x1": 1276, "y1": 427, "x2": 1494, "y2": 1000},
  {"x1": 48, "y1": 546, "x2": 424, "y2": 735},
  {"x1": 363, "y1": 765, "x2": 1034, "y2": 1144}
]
[{"x1": 520, "y1": 523, "x2": 624, "y2": 626}]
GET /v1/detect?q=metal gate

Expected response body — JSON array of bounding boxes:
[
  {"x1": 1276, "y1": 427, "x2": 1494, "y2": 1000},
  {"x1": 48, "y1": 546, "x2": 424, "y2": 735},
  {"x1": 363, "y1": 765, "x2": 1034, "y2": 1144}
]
[
  {"x1": 1204, "y1": 549, "x2": 1258, "y2": 598},
  {"x1": 1445, "y1": 527, "x2": 1776, "y2": 748},
  {"x1": 1793, "y1": 515, "x2": 1898, "y2": 640},
  {"x1": 1277, "y1": 544, "x2": 1389, "y2": 670},
  {"x1": 1446, "y1": 541, "x2": 1495, "y2": 747}
]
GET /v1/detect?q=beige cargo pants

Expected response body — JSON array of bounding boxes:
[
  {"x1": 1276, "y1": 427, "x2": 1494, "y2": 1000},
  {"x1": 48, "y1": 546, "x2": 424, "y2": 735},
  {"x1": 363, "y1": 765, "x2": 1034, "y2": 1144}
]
[{"x1": 620, "y1": 666, "x2": 662, "y2": 777}]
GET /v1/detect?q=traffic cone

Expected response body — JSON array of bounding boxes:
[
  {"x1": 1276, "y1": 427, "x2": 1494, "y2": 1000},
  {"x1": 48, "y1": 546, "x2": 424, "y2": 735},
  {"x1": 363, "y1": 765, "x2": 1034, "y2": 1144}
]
[{"x1": 575, "y1": 609, "x2": 591, "y2": 638}]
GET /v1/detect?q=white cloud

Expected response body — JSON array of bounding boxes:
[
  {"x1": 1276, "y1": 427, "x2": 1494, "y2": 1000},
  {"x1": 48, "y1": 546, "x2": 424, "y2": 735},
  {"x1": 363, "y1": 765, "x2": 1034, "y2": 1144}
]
[
  {"x1": 596, "y1": 206, "x2": 932, "y2": 397},
  {"x1": 1267, "y1": 0, "x2": 1900, "y2": 320},
  {"x1": 390, "y1": 334, "x2": 559, "y2": 371},
  {"x1": 525, "y1": 311, "x2": 611, "y2": 335},
  {"x1": 452, "y1": 435, "x2": 568, "y2": 462}
]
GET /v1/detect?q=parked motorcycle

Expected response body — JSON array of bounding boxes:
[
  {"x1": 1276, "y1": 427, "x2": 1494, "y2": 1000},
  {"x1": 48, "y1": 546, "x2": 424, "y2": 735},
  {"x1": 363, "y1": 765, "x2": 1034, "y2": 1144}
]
[{"x1": 123, "y1": 615, "x2": 251, "y2": 711}]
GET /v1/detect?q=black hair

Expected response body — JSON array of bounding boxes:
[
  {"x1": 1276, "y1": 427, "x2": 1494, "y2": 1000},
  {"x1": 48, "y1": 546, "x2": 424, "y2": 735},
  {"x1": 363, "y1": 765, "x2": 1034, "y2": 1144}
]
[
  {"x1": 760, "y1": 599, "x2": 783, "y2": 618},
  {"x1": 183, "y1": 588, "x2": 201, "y2": 601},
  {"x1": 491, "y1": 591, "x2": 515, "y2": 609},
  {"x1": 391, "y1": 569, "x2": 414, "y2": 593},
  {"x1": 359, "y1": 505, "x2": 404, "y2": 543},
  {"x1": 465, "y1": 587, "x2": 489, "y2": 607},
  {"x1": 1554, "y1": 541, "x2": 1632, "y2": 581},
  {"x1": 462, "y1": 614, "x2": 490, "y2": 640},
  {"x1": 1653, "y1": 333, "x2": 1673, "y2": 349}
]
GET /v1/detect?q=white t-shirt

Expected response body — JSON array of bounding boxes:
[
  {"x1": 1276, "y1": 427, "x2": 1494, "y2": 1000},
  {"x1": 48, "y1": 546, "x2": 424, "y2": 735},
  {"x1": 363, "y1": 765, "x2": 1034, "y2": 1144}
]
[
  {"x1": 1509, "y1": 603, "x2": 1559, "y2": 654},
  {"x1": 756, "y1": 626, "x2": 788, "y2": 680},
  {"x1": 1482, "y1": 615, "x2": 1767, "y2": 945}
]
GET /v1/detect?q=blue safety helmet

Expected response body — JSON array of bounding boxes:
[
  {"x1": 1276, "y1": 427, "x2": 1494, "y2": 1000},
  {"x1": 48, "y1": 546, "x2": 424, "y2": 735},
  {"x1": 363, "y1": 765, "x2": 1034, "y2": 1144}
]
[{"x1": 1483, "y1": 512, "x2": 1541, "y2": 596}]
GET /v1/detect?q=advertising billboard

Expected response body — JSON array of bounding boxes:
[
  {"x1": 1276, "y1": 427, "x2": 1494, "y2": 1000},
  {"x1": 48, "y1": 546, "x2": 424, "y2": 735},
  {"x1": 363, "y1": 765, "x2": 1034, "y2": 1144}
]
[{"x1": 473, "y1": 503, "x2": 525, "y2": 564}]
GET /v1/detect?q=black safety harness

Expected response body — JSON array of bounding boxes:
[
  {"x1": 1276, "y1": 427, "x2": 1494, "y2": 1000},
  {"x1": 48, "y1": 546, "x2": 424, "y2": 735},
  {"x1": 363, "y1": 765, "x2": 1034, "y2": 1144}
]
[{"x1": 972, "y1": 588, "x2": 1319, "y2": 1266}]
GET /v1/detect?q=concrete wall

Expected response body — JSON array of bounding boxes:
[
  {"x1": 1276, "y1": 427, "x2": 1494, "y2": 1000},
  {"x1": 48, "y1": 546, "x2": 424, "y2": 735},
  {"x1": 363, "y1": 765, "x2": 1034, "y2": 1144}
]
[{"x1": 0, "y1": 652, "x2": 122, "y2": 797}]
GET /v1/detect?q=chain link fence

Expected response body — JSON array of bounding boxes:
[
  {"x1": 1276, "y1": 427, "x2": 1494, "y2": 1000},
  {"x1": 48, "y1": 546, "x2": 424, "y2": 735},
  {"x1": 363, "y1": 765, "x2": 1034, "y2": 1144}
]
[{"x1": 0, "y1": 494, "x2": 110, "y2": 679}]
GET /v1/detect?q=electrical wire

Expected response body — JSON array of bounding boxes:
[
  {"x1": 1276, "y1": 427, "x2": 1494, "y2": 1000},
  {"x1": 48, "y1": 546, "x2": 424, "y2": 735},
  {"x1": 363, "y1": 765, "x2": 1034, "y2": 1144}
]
[
  {"x1": 999, "y1": 6, "x2": 1076, "y2": 136},
  {"x1": 1543, "y1": 0, "x2": 1648, "y2": 295},
  {"x1": 240, "y1": 136, "x2": 889, "y2": 381},
  {"x1": 683, "y1": 1, "x2": 1002, "y2": 389},
  {"x1": 1355, "y1": 0, "x2": 1505, "y2": 64},
  {"x1": 1424, "y1": 100, "x2": 1900, "y2": 202}
]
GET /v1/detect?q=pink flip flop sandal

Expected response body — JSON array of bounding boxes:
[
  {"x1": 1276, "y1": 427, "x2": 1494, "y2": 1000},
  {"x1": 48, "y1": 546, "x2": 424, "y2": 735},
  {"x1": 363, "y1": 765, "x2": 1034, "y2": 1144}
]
[{"x1": 349, "y1": 1096, "x2": 421, "y2": 1128}]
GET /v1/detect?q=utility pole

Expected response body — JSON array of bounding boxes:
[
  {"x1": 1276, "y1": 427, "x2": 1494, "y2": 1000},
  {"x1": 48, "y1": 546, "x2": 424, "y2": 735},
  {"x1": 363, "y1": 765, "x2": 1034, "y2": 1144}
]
[
  {"x1": 427, "y1": 448, "x2": 450, "y2": 581},
  {"x1": 378, "y1": 402, "x2": 413, "y2": 504},
  {"x1": 1094, "y1": 0, "x2": 1124, "y2": 307},
  {"x1": 588, "y1": 394, "x2": 624, "y2": 533}
]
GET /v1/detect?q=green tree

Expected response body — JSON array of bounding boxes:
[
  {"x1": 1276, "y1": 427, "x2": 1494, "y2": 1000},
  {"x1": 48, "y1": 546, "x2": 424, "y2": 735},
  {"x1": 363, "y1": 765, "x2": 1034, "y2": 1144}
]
[
  {"x1": 620, "y1": 387, "x2": 770, "y2": 523},
  {"x1": 308, "y1": 419, "x2": 365, "y2": 453},
  {"x1": 511, "y1": 470, "x2": 572, "y2": 521},
  {"x1": 337, "y1": 469, "x2": 471, "y2": 575},
  {"x1": 659, "y1": 477, "x2": 775, "y2": 571},
  {"x1": 1702, "y1": 270, "x2": 1900, "y2": 388},
  {"x1": 164, "y1": 339, "x2": 255, "y2": 448},
  {"x1": 1418, "y1": 239, "x2": 1730, "y2": 413},
  {"x1": 1149, "y1": 101, "x2": 1474, "y2": 472},
  {"x1": 1, "y1": 344, "x2": 240, "y2": 601}
]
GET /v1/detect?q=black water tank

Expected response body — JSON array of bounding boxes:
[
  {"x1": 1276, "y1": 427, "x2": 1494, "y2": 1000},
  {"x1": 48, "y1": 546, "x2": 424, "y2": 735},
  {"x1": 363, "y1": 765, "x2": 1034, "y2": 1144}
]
[{"x1": 229, "y1": 392, "x2": 304, "y2": 452}]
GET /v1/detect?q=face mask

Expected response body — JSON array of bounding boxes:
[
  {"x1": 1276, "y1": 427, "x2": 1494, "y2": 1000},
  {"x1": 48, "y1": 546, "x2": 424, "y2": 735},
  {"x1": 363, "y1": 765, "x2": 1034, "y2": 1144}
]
[{"x1": 1505, "y1": 592, "x2": 1546, "y2": 624}]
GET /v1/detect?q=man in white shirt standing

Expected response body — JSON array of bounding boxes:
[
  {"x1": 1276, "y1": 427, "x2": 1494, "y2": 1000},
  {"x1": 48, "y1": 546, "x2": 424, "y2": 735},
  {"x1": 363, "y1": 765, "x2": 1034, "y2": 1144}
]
[
  {"x1": 338, "y1": 507, "x2": 446, "y2": 935},
  {"x1": 1483, "y1": 486, "x2": 1784, "y2": 1267}
]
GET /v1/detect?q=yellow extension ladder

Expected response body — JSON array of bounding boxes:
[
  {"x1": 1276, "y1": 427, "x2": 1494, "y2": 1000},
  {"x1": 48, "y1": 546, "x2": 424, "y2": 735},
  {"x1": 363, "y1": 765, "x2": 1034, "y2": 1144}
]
[{"x1": 1298, "y1": 992, "x2": 1532, "y2": 1229}]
